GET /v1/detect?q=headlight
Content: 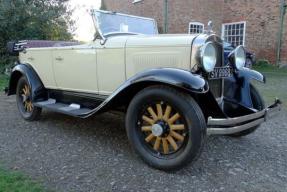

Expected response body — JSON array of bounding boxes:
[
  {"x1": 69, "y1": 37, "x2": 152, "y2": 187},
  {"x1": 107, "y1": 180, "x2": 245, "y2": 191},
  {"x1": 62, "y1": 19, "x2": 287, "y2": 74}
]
[
  {"x1": 233, "y1": 45, "x2": 246, "y2": 70},
  {"x1": 200, "y1": 42, "x2": 217, "y2": 72}
]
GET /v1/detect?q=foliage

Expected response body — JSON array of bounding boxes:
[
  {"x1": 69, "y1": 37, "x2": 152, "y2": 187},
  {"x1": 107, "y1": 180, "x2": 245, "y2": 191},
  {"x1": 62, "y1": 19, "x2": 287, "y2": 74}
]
[
  {"x1": 0, "y1": 74, "x2": 9, "y2": 91},
  {"x1": 253, "y1": 59, "x2": 287, "y2": 73},
  {"x1": 254, "y1": 59, "x2": 271, "y2": 67},
  {"x1": 0, "y1": 0, "x2": 75, "y2": 70},
  {"x1": 0, "y1": 167, "x2": 48, "y2": 192}
]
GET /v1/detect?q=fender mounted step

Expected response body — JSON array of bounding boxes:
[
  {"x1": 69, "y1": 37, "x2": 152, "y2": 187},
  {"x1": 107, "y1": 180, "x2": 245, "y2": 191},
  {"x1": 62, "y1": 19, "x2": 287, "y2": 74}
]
[{"x1": 34, "y1": 99, "x2": 94, "y2": 117}]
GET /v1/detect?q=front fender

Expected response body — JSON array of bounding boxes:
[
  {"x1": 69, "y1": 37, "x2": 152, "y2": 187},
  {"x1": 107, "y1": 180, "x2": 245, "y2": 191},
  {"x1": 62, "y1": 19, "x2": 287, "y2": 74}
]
[
  {"x1": 80, "y1": 68, "x2": 209, "y2": 118},
  {"x1": 7, "y1": 64, "x2": 47, "y2": 101},
  {"x1": 128, "y1": 68, "x2": 209, "y2": 93},
  {"x1": 224, "y1": 68, "x2": 265, "y2": 108},
  {"x1": 239, "y1": 67, "x2": 265, "y2": 83}
]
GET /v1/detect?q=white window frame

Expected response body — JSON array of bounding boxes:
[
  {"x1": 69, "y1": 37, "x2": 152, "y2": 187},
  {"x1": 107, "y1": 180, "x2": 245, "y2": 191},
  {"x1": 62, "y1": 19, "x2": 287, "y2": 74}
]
[
  {"x1": 221, "y1": 21, "x2": 246, "y2": 46},
  {"x1": 188, "y1": 22, "x2": 204, "y2": 34}
]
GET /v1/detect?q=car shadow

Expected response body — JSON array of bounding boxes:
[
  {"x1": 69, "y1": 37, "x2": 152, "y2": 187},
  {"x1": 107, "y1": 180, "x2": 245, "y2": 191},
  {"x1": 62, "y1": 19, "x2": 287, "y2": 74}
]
[{"x1": 38, "y1": 110, "x2": 262, "y2": 175}]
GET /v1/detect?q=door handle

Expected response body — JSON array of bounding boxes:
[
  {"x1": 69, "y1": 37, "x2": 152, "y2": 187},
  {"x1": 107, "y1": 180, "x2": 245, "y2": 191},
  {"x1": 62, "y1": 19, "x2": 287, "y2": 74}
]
[{"x1": 55, "y1": 57, "x2": 63, "y2": 61}]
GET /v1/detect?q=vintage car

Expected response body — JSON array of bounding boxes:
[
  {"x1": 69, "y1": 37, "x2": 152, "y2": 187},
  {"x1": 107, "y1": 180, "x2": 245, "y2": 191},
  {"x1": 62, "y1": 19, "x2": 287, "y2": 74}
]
[{"x1": 6, "y1": 10, "x2": 281, "y2": 171}]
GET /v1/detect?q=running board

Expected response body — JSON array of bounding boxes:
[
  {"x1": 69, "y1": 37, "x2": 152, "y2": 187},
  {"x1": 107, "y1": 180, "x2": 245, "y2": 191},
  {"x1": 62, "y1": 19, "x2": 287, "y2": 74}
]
[{"x1": 34, "y1": 99, "x2": 94, "y2": 117}]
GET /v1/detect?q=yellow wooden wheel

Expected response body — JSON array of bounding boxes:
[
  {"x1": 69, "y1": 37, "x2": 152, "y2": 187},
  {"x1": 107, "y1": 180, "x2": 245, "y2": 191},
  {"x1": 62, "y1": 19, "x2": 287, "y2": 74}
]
[
  {"x1": 140, "y1": 102, "x2": 187, "y2": 155},
  {"x1": 21, "y1": 84, "x2": 33, "y2": 113}
]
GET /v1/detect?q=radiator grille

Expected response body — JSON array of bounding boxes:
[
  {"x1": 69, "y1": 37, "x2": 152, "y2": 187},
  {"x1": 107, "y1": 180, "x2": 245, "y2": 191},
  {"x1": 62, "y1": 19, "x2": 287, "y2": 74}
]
[{"x1": 207, "y1": 36, "x2": 224, "y2": 99}]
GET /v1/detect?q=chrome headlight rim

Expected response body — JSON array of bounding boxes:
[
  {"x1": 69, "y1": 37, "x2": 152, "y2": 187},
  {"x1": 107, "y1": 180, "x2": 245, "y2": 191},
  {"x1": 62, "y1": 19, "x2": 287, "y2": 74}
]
[
  {"x1": 200, "y1": 42, "x2": 217, "y2": 73},
  {"x1": 234, "y1": 45, "x2": 246, "y2": 70}
]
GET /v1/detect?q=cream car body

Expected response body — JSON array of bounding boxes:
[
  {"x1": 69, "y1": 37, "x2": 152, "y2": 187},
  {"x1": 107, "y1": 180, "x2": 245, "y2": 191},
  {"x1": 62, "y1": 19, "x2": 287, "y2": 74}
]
[{"x1": 20, "y1": 34, "x2": 196, "y2": 95}]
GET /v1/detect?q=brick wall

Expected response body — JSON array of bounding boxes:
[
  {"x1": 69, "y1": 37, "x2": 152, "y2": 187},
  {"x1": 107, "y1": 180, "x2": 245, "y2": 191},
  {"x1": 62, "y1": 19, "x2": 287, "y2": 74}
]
[
  {"x1": 104, "y1": 0, "x2": 223, "y2": 34},
  {"x1": 223, "y1": 0, "x2": 283, "y2": 64},
  {"x1": 281, "y1": 13, "x2": 287, "y2": 65},
  {"x1": 104, "y1": 0, "x2": 286, "y2": 64}
]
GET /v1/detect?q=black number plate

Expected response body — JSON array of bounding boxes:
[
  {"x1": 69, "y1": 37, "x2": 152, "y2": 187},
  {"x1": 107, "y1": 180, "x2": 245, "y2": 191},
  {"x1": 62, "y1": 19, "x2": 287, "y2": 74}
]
[{"x1": 209, "y1": 67, "x2": 233, "y2": 79}]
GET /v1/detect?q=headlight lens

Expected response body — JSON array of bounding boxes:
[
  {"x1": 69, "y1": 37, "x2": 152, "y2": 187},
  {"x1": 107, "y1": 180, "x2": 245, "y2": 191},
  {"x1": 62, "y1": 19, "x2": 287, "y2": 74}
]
[
  {"x1": 234, "y1": 46, "x2": 246, "y2": 70},
  {"x1": 201, "y1": 42, "x2": 217, "y2": 72}
]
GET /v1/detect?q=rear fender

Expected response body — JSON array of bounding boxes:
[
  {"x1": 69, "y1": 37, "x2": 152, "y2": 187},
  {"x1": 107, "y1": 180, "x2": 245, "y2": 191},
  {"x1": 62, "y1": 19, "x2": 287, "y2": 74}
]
[{"x1": 7, "y1": 64, "x2": 47, "y2": 101}]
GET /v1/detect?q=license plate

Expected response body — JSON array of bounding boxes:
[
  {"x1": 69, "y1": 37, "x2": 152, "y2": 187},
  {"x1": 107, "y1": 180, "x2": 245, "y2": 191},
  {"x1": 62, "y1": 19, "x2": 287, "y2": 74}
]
[{"x1": 209, "y1": 67, "x2": 233, "y2": 79}]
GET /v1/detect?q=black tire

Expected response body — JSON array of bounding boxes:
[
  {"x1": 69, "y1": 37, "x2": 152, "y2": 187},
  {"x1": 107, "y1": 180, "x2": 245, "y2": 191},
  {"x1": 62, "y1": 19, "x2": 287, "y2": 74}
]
[
  {"x1": 230, "y1": 84, "x2": 265, "y2": 137},
  {"x1": 126, "y1": 85, "x2": 206, "y2": 171},
  {"x1": 16, "y1": 76, "x2": 42, "y2": 121}
]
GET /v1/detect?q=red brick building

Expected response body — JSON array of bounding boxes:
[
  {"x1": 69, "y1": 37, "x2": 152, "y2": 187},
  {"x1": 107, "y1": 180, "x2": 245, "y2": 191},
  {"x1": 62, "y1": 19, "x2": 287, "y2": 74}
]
[{"x1": 104, "y1": 0, "x2": 287, "y2": 65}]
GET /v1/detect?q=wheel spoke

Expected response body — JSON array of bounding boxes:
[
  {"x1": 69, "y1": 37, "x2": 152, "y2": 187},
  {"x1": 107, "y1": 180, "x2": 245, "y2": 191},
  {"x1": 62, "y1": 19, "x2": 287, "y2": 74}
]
[
  {"x1": 156, "y1": 104, "x2": 163, "y2": 119},
  {"x1": 168, "y1": 113, "x2": 180, "y2": 125},
  {"x1": 167, "y1": 135, "x2": 178, "y2": 151},
  {"x1": 142, "y1": 115, "x2": 154, "y2": 125},
  {"x1": 141, "y1": 126, "x2": 152, "y2": 132},
  {"x1": 25, "y1": 85, "x2": 30, "y2": 96},
  {"x1": 145, "y1": 133, "x2": 155, "y2": 142},
  {"x1": 162, "y1": 138, "x2": 169, "y2": 154},
  {"x1": 22, "y1": 88, "x2": 27, "y2": 95},
  {"x1": 24, "y1": 102, "x2": 28, "y2": 110},
  {"x1": 153, "y1": 137, "x2": 161, "y2": 151},
  {"x1": 29, "y1": 103, "x2": 33, "y2": 112},
  {"x1": 170, "y1": 124, "x2": 185, "y2": 131},
  {"x1": 163, "y1": 105, "x2": 172, "y2": 121},
  {"x1": 170, "y1": 131, "x2": 184, "y2": 142},
  {"x1": 147, "y1": 107, "x2": 158, "y2": 121}
]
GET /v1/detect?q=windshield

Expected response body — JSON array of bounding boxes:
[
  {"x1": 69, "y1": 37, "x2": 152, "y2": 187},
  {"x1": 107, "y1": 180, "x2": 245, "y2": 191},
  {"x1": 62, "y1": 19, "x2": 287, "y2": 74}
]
[{"x1": 92, "y1": 10, "x2": 158, "y2": 38}]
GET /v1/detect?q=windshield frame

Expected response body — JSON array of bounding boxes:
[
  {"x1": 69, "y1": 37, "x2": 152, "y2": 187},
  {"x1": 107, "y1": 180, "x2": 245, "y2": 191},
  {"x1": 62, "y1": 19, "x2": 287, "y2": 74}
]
[{"x1": 91, "y1": 9, "x2": 158, "y2": 40}]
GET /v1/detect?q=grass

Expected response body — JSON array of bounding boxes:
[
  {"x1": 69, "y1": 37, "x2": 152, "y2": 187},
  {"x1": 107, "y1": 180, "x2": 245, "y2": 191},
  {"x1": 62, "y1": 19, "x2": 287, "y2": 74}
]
[
  {"x1": 252, "y1": 60, "x2": 287, "y2": 73},
  {"x1": 0, "y1": 167, "x2": 48, "y2": 192},
  {"x1": 0, "y1": 74, "x2": 9, "y2": 91},
  {"x1": 252, "y1": 64, "x2": 287, "y2": 109}
]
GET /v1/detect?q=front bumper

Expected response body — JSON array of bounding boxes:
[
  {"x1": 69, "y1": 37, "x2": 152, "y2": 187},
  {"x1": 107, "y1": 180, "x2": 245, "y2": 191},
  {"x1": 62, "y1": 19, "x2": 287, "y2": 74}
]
[{"x1": 207, "y1": 98, "x2": 282, "y2": 135}]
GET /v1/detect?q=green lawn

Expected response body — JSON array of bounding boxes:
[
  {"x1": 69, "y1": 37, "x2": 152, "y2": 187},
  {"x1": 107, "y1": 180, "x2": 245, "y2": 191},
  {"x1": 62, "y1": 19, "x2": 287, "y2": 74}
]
[
  {"x1": 0, "y1": 74, "x2": 9, "y2": 91},
  {"x1": 252, "y1": 65, "x2": 287, "y2": 109},
  {"x1": 0, "y1": 167, "x2": 48, "y2": 192}
]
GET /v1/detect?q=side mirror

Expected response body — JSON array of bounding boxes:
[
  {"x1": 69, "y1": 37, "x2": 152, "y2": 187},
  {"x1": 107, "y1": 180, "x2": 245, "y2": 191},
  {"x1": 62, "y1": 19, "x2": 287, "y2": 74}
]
[
  {"x1": 7, "y1": 40, "x2": 27, "y2": 56},
  {"x1": 7, "y1": 41, "x2": 19, "y2": 56}
]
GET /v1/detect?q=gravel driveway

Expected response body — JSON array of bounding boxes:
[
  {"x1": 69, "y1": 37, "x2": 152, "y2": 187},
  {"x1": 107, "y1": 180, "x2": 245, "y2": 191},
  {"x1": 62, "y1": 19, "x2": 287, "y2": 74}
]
[{"x1": 0, "y1": 93, "x2": 286, "y2": 192}]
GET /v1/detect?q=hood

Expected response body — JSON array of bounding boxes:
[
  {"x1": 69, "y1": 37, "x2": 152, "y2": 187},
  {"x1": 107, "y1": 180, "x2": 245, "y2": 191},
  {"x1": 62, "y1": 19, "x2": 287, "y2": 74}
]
[{"x1": 126, "y1": 34, "x2": 199, "y2": 48}]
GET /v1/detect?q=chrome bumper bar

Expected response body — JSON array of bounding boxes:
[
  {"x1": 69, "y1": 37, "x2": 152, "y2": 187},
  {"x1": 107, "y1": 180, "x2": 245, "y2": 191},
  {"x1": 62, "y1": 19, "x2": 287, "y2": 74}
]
[{"x1": 207, "y1": 99, "x2": 282, "y2": 135}]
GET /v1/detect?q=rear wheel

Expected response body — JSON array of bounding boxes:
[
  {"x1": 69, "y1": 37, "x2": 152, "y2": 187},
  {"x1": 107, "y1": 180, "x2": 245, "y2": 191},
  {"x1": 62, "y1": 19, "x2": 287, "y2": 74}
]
[
  {"x1": 230, "y1": 84, "x2": 265, "y2": 137},
  {"x1": 16, "y1": 76, "x2": 42, "y2": 121},
  {"x1": 126, "y1": 86, "x2": 206, "y2": 171}
]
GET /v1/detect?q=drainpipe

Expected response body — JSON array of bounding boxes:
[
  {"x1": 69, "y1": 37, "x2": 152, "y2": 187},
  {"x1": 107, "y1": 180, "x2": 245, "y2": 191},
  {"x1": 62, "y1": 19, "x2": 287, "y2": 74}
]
[
  {"x1": 164, "y1": 0, "x2": 168, "y2": 33},
  {"x1": 276, "y1": 0, "x2": 286, "y2": 67}
]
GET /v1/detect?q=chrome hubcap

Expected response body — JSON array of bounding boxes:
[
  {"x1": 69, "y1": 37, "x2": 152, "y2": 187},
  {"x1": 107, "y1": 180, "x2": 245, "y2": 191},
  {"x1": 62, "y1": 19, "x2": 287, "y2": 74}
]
[{"x1": 151, "y1": 124, "x2": 163, "y2": 137}]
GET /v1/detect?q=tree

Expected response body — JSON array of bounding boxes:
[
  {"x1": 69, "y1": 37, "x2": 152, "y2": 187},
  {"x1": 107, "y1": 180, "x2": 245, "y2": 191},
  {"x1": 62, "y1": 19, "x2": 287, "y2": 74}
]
[
  {"x1": 0, "y1": 0, "x2": 75, "y2": 71},
  {"x1": 100, "y1": 0, "x2": 107, "y2": 10}
]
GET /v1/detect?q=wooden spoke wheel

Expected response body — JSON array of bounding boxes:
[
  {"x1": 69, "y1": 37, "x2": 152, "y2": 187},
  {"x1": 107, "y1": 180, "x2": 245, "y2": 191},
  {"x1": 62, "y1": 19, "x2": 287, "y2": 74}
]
[
  {"x1": 140, "y1": 102, "x2": 188, "y2": 155},
  {"x1": 21, "y1": 84, "x2": 34, "y2": 113},
  {"x1": 16, "y1": 76, "x2": 42, "y2": 121},
  {"x1": 126, "y1": 86, "x2": 206, "y2": 171}
]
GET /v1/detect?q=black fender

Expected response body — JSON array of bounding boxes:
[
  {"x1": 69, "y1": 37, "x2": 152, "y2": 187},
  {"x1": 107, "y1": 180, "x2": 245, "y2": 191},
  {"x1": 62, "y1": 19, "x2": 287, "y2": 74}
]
[
  {"x1": 7, "y1": 64, "x2": 47, "y2": 101},
  {"x1": 224, "y1": 67, "x2": 265, "y2": 108},
  {"x1": 80, "y1": 68, "x2": 209, "y2": 118}
]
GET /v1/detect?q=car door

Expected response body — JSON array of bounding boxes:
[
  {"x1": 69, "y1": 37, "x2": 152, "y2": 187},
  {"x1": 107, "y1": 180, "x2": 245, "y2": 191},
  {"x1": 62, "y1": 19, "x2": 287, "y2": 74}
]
[
  {"x1": 52, "y1": 44, "x2": 98, "y2": 94},
  {"x1": 95, "y1": 36, "x2": 128, "y2": 96}
]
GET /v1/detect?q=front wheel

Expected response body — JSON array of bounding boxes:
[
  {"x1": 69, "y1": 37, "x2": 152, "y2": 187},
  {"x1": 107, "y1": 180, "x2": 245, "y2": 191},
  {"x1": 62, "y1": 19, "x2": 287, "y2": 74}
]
[
  {"x1": 126, "y1": 86, "x2": 206, "y2": 171},
  {"x1": 16, "y1": 76, "x2": 42, "y2": 121}
]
